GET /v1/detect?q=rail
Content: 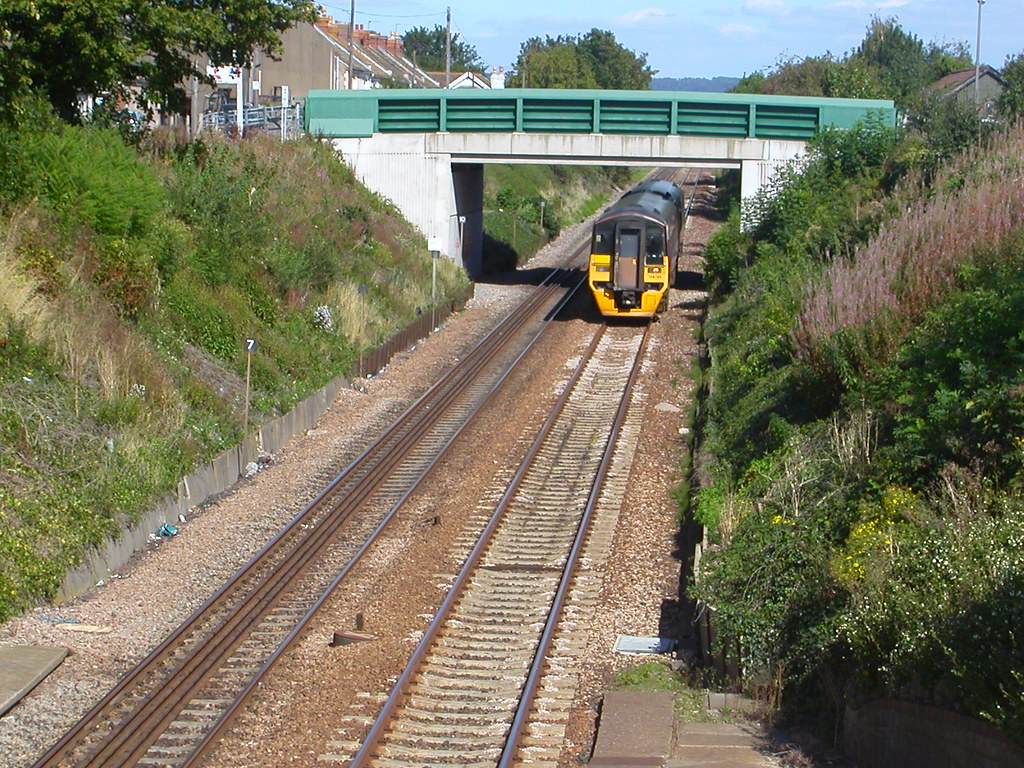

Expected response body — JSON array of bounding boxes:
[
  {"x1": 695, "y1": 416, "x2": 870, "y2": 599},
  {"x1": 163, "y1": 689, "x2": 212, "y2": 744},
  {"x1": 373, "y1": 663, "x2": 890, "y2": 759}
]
[
  {"x1": 28, "y1": 262, "x2": 581, "y2": 768},
  {"x1": 349, "y1": 319, "x2": 654, "y2": 766}
]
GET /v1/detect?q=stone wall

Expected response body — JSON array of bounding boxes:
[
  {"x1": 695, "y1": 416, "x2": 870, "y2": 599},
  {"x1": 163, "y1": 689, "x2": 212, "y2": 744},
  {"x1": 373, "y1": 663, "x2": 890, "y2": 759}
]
[{"x1": 844, "y1": 699, "x2": 1024, "y2": 768}]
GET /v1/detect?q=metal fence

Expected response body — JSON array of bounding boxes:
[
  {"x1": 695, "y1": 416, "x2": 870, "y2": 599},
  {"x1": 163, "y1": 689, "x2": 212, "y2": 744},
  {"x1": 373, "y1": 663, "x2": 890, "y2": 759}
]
[
  {"x1": 199, "y1": 104, "x2": 304, "y2": 137},
  {"x1": 351, "y1": 283, "x2": 475, "y2": 382}
]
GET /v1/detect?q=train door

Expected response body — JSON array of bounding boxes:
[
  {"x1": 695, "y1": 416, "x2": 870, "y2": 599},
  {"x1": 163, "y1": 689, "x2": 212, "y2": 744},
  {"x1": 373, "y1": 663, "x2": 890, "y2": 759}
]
[{"x1": 615, "y1": 227, "x2": 642, "y2": 290}]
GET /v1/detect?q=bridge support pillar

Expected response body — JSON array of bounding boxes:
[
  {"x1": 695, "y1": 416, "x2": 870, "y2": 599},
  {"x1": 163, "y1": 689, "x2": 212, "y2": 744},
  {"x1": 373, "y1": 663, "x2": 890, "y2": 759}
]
[{"x1": 452, "y1": 163, "x2": 483, "y2": 278}]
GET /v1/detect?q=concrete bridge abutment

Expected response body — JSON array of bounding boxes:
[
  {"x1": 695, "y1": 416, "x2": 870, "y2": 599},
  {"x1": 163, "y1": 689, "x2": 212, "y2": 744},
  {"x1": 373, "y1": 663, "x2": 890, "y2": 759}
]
[
  {"x1": 331, "y1": 132, "x2": 807, "y2": 272},
  {"x1": 332, "y1": 136, "x2": 484, "y2": 277}
]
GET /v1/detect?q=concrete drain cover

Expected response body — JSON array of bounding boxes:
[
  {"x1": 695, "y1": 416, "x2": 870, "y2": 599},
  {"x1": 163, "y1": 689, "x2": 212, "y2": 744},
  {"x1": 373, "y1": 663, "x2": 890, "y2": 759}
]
[{"x1": 613, "y1": 635, "x2": 676, "y2": 655}]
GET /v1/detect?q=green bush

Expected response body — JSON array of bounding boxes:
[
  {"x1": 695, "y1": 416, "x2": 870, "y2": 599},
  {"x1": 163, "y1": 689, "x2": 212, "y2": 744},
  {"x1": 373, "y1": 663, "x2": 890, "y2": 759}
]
[
  {"x1": 21, "y1": 126, "x2": 164, "y2": 237},
  {"x1": 163, "y1": 272, "x2": 239, "y2": 360},
  {"x1": 694, "y1": 119, "x2": 1024, "y2": 740}
]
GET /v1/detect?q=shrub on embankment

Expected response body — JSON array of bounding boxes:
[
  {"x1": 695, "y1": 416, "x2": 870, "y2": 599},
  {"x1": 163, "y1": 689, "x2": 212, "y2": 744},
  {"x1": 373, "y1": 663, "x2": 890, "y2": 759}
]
[
  {"x1": 0, "y1": 119, "x2": 467, "y2": 622},
  {"x1": 693, "y1": 121, "x2": 1024, "y2": 741}
]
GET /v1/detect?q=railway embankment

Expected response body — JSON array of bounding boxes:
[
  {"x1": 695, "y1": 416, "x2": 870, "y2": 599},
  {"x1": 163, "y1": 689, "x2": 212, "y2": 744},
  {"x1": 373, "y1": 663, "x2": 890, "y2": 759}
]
[
  {"x1": 0, "y1": 124, "x2": 473, "y2": 624},
  {"x1": 692, "y1": 118, "x2": 1024, "y2": 759}
]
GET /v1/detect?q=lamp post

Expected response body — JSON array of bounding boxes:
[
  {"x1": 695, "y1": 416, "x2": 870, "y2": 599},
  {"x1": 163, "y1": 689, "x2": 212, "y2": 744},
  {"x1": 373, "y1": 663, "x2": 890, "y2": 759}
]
[
  {"x1": 347, "y1": 0, "x2": 356, "y2": 89},
  {"x1": 975, "y1": 0, "x2": 985, "y2": 105}
]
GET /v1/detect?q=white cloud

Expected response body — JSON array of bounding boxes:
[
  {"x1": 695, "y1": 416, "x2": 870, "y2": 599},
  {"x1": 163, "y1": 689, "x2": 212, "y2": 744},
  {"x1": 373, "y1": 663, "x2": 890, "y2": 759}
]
[
  {"x1": 616, "y1": 7, "x2": 670, "y2": 26},
  {"x1": 744, "y1": 0, "x2": 788, "y2": 15},
  {"x1": 717, "y1": 23, "x2": 759, "y2": 35},
  {"x1": 828, "y1": 0, "x2": 908, "y2": 8}
]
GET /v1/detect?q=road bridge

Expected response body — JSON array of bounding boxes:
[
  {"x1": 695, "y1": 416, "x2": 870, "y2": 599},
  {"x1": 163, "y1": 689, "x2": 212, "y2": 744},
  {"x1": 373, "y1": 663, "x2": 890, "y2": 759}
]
[{"x1": 304, "y1": 89, "x2": 896, "y2": 275}]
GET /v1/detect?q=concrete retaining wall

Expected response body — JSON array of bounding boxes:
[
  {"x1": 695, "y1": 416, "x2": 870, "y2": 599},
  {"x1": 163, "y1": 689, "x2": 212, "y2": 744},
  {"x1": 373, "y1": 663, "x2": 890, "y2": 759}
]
[
  {"x1": 56, "y1": 374, "x2": 350, "y2": 602},
  {"x1": 844, "y1": 699, "x2": 1024, "y2": 768},
  {"x1": 54, "y1": 285, "x2": 472, "y2": 603}
]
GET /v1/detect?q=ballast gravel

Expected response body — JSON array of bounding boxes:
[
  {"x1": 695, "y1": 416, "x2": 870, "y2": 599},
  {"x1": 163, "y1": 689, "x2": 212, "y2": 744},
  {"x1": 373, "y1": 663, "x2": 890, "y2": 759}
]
[{"x1": 0, "y1": 180, "x2": 802, "y2": 768}]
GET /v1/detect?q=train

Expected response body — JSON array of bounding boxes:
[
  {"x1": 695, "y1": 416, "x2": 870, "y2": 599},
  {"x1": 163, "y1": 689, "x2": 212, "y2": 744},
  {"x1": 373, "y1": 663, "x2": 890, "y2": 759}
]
[{"x1": 587, "y1": 179, "x2": 684, "y2": 318}]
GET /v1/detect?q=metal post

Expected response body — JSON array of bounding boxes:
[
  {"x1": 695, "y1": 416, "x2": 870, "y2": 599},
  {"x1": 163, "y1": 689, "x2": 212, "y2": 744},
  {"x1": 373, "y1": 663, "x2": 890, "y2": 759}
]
[
  {"x1": 281, "y1": 85, "x2": 290, "y2": 143},
  {"x1": 445, "y1": 6, "x2": 452, "y2": 88},
  {"x1": 975, "y1": 0, "x2": 985, "y2": 105},
  {"x1": 347, "y1": 0, "x2": 356, "y2": 89},
  {"x1": 235, "y1": 80, "x2": 243, "y2": 137},
  {"x1": 431, "y1": 250, "x2": 437, "y2": 329}
]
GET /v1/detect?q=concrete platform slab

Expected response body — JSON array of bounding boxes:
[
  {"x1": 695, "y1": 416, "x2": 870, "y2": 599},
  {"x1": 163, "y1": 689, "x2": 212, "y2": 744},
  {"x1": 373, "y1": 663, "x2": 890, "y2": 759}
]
[
  {"x1": 669, "y1": 722, "x2": 772, "y2": 767},
  {"x1": 590, "y1": 691, "x2": 675, "y2": 767},
  {"x1": 0, "y1": 645, "x2": 68, "y2": 717}
]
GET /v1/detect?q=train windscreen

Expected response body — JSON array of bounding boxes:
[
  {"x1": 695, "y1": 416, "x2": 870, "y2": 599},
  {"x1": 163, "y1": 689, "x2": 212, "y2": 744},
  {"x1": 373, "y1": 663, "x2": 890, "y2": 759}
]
[
  {"x1": 592, "y1": 224, "x2": 614, "y2": 255},
  {"x1": 645, "y1": 228, "x2": 664, "y2": 264}
]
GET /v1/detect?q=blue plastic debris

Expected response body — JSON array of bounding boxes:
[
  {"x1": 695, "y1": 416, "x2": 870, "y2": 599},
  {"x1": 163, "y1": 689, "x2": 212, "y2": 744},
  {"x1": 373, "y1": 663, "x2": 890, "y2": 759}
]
[
  {"x1": 38, "y1": 615, "x2": 78, "y2": 624},
  {"x1": 157, "y1": 523, "x2": 179, "y2": 537}
]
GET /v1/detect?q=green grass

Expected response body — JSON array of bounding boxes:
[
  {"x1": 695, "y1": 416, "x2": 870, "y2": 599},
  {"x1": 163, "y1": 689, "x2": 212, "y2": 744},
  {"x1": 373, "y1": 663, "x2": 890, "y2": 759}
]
[
  {"x1": 611, "y1": 662, "x2": 721, "y2": 722},
  {"x1": 0, "y1": 125, "x2": 470, "y2": 622}
]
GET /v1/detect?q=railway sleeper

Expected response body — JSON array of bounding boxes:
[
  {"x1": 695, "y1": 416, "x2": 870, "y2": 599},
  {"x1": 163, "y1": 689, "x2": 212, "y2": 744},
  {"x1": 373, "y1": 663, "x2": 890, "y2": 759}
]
[
  {"x1": 379, "y1": 733, "x2": 503, "y2": 755},
  {"x1": 410, "y1": 679, "x2": 520, "y2": 700},
  {"x1": 389, "y1": 717, "x2": 511, "y2": 737},
  {"x1": 403, "y1": 697, "x2": 518, "y2": 717},
  {"x1": 371, "y1": 751, "x2": 499, "y2": 768}
]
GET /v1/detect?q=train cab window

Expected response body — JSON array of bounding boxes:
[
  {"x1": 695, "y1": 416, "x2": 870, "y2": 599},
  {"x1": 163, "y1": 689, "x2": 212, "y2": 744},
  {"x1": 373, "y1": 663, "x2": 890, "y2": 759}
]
[
  {"x1": 645, "y1": 229, "x2": 664, "y2": 264},
  {"x1": 592, "y1": 224, "x2": 614, "y2": 255}
]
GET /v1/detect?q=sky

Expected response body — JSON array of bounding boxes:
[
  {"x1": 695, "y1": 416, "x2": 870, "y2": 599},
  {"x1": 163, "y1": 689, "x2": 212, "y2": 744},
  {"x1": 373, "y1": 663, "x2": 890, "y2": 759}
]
[{"x1": 316, "y1": 0, "x2": 1022, "y2": 80}]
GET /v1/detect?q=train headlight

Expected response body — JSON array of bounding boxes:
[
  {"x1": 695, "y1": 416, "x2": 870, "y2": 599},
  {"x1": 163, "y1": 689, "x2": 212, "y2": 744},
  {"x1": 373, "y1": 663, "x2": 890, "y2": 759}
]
[{"x1": 648, "y1": 267, "x2": 661, "y2": 274}]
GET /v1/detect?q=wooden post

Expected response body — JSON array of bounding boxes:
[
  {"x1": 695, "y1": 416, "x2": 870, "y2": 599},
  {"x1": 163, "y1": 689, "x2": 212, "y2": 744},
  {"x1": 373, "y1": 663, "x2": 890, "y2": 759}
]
[{"x1": 243, "y1": 339, "x2": 256, "y2": 434}]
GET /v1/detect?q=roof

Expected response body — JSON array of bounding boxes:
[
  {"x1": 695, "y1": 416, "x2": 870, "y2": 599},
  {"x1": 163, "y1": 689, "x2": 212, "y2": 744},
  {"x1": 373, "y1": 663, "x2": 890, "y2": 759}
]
[
  {"x1": 313, "y1": 18, "x2": 439, "y2": 88},
  {"x1": 426, "y1": 70, "x2": 489, "y2": 89},
  {"x1": 931, "y1": 65, "x2": 1007, "y2": 96}
]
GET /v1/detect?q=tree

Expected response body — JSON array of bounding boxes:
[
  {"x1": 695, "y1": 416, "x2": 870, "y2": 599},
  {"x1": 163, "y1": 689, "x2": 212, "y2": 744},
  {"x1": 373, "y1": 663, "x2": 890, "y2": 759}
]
[
  {"x1": 998, "y1": 52, "x2": 1024, "y2": 121},
  {"x1": 577, "y1": 29, "x2": 654, "y2": 90},
  {"x1": 851, "y1": 17, "x2": 970, "y2": 108},
  {"x1": 402, "y1": 25, "x2": 482, "y2": 73},
  {"x1": 510, "y1": 37, "x2": 596, "y2": 89},
  {"x1": 509, "y1": 30, "x2": 651, "y2": 90},
  {"x1": 0, "y1": 0, "x2": 317, "y2": 123}
]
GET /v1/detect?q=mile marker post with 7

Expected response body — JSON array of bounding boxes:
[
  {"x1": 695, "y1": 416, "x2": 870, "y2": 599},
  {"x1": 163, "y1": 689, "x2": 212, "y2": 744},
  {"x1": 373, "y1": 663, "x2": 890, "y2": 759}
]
[{"x1": 243, "y1": 338, "x2": 256, "y2": 435}]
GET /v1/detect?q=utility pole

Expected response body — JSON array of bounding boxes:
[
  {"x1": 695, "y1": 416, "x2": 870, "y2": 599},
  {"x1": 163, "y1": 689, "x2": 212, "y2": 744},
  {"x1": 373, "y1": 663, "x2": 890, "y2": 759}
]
[
  {"x1": 347, "y1": 0, "x2": 356, "y2": 89},
  {"x1": 975, "y1": 0, "x2": 985, "y2": 105},
  {"x1": 445, "y1": 6, "x2": 452, "y2": 88}
]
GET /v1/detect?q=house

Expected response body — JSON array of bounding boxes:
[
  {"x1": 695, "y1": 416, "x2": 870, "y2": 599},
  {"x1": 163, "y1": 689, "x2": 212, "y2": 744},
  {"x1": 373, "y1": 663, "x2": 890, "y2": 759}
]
[
  {"x1": 428, "y1": 67, "x2": 506, "y2": 90},
  {"x1": 189, "y1": 17, "x2": 440, "y2": 133},
  {"x1": 930, "y1": 65, "x2": 1007, "y2": 118},
  {"x1": 254, "y1": 18, "x2": 439, "y2": 101}
]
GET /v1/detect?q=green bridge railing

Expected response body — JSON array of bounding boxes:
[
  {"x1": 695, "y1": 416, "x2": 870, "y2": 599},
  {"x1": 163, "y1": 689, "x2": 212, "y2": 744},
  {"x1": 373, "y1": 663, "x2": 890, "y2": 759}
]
[{"x1": 304, "y1": 88, "x2": 896, "y2": 141}]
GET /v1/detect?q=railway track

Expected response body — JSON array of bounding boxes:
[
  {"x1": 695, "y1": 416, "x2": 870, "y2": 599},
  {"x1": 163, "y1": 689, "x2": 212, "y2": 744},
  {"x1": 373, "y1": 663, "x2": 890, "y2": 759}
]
[
  {"x1": 28, "y1": 169, "x2": 705, "y2": 768},
  {"x1": 28, "y1": 259, "x2": 588, "y2": 768},
  {"x1": 348, "y1": 321, "x2": 653, "y2": 767}
]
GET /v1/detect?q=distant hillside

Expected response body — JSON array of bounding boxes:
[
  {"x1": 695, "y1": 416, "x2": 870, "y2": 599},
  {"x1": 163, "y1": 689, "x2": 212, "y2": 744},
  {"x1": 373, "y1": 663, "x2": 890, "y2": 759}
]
[{"x1": 652, "y1": 76, "x2": 740, "y2": 93}]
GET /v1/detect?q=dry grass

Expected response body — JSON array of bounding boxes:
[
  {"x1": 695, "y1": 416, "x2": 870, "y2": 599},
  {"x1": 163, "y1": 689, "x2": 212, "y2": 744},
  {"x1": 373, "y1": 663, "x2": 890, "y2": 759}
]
[
  {"x1": 793, "y1": 129, "x2": 1024, "y2": 376},
  {"x1": 1, "y1": 206, "x2": 184, "y2": 434},
  {"x1": 324, "y1": 281, "x2": 378, "y2": 345}
]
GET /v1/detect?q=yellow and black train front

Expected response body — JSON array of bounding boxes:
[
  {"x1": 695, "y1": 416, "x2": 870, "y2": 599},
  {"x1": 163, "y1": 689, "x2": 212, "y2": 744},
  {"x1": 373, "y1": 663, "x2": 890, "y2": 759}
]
[{"x1": 588, "y1": 180, "x2": 683, "y2": 318}]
